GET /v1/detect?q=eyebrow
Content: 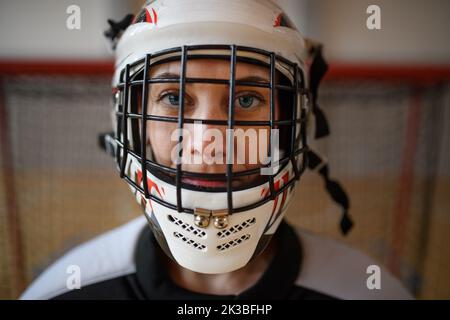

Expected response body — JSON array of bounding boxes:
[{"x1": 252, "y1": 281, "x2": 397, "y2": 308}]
[
  {"x1": 238, "y1": 76, "x2": 270, "y2": 83},
  {"x1": 152, "y1": 72, "x2": 179, "y2": 79},
  {"x1": 152, "y1": 72, "x2": 269, "y2": 83}
]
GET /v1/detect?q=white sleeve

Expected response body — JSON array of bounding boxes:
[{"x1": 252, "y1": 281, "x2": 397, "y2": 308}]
[
  {"x1": 294, "y1": 228, "x2": 414, "y2": 300},
  {"x1": 20, "y1": 216, "x2": 147, "y2": 300}
]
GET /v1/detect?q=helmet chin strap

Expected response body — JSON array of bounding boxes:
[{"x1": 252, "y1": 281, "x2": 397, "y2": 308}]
[
  {"x1": 98, "y1": 132, "x2": 116, "y2": 158},
  {"x1": 309, "y1": 44, "x2": 330, "y2": 139},
  {"x1": 104, "y1": 14, "x2": 135, "y2": 50},
  {"x1": 307, "y1": 149, "x2": 353, "y2": 235},
  {"x1": 307, "y1": 42, "x2": 354, "y2": 236}
]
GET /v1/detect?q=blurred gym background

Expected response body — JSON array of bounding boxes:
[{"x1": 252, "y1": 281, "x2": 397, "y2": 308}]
[{"x1": 0, "y1": 0, "x2": 449, "y2": 299}]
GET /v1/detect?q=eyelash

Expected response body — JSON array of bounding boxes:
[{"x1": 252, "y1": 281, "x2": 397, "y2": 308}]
[
  {"x1": 235, "y1": 92, "x2": 266, "y2": 109},
  {"x1": 157, "y1": 90, "x2": 185, "y2": 108},
  {"x1": 156, "y1": 90, "x2": 266, "y2": 109}
]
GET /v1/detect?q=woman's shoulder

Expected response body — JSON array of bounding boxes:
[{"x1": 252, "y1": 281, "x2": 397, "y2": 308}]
[
  {"x1": 293, "y1": 227, "x2": 414, "y2": 300},
  {"x1": 20, "y1": 216, "x2": 147, "y2": 300}
]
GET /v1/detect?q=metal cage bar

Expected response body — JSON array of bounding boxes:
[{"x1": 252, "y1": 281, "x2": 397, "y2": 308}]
[
  {"x1": 140, "y1": 54, "x2": 151, "y2": 197},
  {"x1": 268, "y1": 53, "x2": 276, "y2": 199},
  {"x1": 114, "y1": 44, "x2": 308, "y2": 215},
  {"x1": 226, "y1": 45, "x2": 237, "y2": 214},
  {"x1": 176, "y1": 46, "x2": 187, "y2": 212},
  {"x1": 119, "y1": 78, "x2": 296, "y2": 92},
  {"x1": 291, "y1": 64, "x2": 300, "y2": 180},
  {"x1": 119, "y1": 64, "x2": 130, "y2": 178},
  {"x1": 115, "y1": 112, "x2": 304, "y2": 126},
  {"x1": 123, "y1": 164, "x2": 299, "y2": 215},
  {"x1": 116, "y1": 138, "x2": 307, "y2": 180}
]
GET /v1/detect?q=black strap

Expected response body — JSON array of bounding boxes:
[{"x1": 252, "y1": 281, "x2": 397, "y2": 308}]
[
  {"x1": 98, "y1": 132, "x2": 116, "y2": 158},
  {"x1": 309, "y1": 45, "x2": 330, "y2": 139},
  {"x1": 104, "y1": 14, "x2": 135, "y2": 49},
  {"x1": 307, "y1": 149, "x2": 354, "y2": 235}
]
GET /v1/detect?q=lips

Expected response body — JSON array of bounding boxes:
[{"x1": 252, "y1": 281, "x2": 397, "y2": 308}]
[{"x1": 182, "y1": 177, "x2": 227, "y2": 188}]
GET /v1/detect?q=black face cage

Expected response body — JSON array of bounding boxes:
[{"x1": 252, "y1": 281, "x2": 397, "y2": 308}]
[{"x1": 113, "y1": 45, "x2": 310, "y2": 215}]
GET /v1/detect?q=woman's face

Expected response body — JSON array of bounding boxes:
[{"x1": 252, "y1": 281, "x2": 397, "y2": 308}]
[{"x1": 143, "y1": 59, "x2": 282, "y2": 188}]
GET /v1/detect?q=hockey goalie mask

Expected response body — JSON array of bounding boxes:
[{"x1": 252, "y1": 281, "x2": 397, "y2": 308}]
[{"x1": 108, "y1": 0, "x2": 311, "y2": 274}]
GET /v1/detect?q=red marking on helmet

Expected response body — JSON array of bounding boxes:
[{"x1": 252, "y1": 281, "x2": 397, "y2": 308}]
[
  {"x1": 274, "y1": 14, "x2": 282, "y2": 27},
  {"x1": 271, "y1": 195, "x2": 279, "y2": 218},
  {"x1": 137, "y1": 170, "x2": 163, "y2": 212},
  {"x1": 145, "y1": 9, "x2": 152, "y2": 23},
  {"x1": 269, "y1": 179, "x2": 282, "y2": 218},
  {"x1": 151, "y1": 8, "x2": 158, "y2": 25},
  {"x1": 269, "y1": 171, "x2": 290, "y2": 222},
  {"x1": 277, "y1": 172, "x2": 290, "y2": 214},
  {"x1": 137, "y1": 170, "x2": 142, "y2": 183},
  {"x1": 261, "y1": 187, "x2": 271, "y2": 199}
]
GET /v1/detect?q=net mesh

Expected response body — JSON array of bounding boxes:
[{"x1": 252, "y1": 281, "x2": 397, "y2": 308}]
[
  {"x1": 287, "y1": 80, "x2": 450, "y2": 299},
  {"x1": 0, "y1": 68, "x2": 449, "y2": 299},
  {"x1": 0, "y1": 74, "x2": 141, "y2": 298}
]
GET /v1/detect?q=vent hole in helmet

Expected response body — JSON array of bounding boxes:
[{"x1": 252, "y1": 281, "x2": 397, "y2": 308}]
[
  {"x1": 217, "y1": 218, "x2": 256, "y2": 239},
  {"x1": 168, "y1": 215, "x2": 207, "y2": 239},
  {"x1": 173, "y1": 231, "x2": 207, "y2": 251},
  {"x1": 217, "y1": 234, "x2": 251, "y2": 252}
]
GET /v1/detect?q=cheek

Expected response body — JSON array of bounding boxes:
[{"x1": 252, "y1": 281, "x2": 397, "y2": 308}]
[
  {"x1": 235, "y1": 126, "x2": 271, "y2": 169},
  {"x1": 274, "y1": 95, "x2": 281, "y2": 120},
  {"x1": 148, "y1": 122, "x2": 176, "y2": 166}
]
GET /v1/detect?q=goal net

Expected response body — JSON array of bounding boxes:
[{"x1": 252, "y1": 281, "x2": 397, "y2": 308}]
[{"x1": 0, "y1": 62, "x2": 449, "y2": 299}]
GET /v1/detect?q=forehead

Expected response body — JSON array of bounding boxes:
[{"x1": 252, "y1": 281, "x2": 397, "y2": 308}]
[{"x1": 149, "y1": 58, "x2": 270, "y2": 81}]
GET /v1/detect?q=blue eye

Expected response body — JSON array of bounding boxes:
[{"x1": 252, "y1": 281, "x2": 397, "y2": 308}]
[
  {"x1": 161, "y1": 93, "x2": 180, "y2": 106},
  {"x1": 237, "y1": 95, "x2": 257, "y2": 109}
]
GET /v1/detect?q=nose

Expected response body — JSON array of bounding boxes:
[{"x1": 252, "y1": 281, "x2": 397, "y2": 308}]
[{"x1": 184, "y1": 116, "x2": 227, "y2": 171}]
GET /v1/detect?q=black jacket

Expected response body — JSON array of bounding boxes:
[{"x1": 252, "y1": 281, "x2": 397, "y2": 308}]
[{"x1": 21, "y1": 217, "x2": 412, "y2": 300}]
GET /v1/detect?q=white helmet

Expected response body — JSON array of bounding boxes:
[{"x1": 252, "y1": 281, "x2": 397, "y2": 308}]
[{"x1": 106, "y1": 0, "x2": 311, "y2": 274}]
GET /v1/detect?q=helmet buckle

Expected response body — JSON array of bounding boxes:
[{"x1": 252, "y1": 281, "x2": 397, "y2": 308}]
[
  {"x1": 194, "y1": 208, "x2": 229, "y2": 229},
  {"x1": 212, "y1": 209, "x2": 229, "y2": 229}
]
